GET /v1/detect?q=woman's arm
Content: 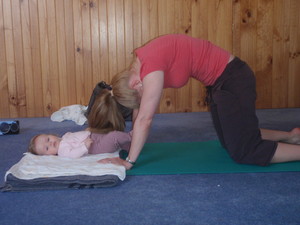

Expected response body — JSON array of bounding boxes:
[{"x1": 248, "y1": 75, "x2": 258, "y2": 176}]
[
  {"x1": 131, "y1": 108, "x2": 139, "y2": 128},
  {"x1": 126, "y1": 71, "x2": 164, "y2": 167},
  {"x1": 98, "y1": 71, "x2": 164, "y2": 169}
]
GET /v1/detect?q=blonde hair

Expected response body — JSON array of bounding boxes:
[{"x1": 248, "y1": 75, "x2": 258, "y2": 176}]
[
  {"x1": 87, "y1": 70, "x2": 140, "y2": 133},
  {"x1": 28, "y1": 134, "x2": 41, "y2": 155},
  {"x1": 110, "y1": 70, "x2": 140, "y2": 109}
]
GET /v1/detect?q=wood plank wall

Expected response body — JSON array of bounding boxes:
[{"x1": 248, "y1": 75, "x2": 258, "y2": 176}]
[{"x1": 0, "y1": 0, "x2": 299, "y2": 118}]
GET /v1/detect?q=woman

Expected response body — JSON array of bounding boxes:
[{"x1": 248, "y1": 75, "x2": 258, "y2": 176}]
[{"x1": 89, "y1": 34, "x2": 300, "y2": 169}]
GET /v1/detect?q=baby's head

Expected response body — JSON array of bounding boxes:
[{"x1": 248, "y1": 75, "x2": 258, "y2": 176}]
[{"x1": 28, "y1": 134, "x2": 61, "y2": 156}]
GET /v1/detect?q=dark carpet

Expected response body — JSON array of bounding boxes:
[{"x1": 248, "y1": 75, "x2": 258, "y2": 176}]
[{"x1": 0, "y1": 108, "x2": 299, "y2": 225}]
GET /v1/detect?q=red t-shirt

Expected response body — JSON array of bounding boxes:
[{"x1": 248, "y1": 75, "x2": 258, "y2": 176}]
[{"x1": 134, "y1": 34, "x2": 230, "y2": 87}]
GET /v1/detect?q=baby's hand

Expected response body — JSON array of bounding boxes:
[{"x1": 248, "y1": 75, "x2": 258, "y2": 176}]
[{"x1": 84, "y1": 137, "x2": 93, "y2": 149}]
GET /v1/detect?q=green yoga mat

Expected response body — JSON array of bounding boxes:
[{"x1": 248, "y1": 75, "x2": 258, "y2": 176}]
[{"x1": 127, "y1": 140, "x2": 300, "y2": 175}]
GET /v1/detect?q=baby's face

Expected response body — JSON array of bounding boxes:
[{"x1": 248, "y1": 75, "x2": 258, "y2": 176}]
[{"x1": 35, "y1": 134, "x2": 61, "y2": 156}]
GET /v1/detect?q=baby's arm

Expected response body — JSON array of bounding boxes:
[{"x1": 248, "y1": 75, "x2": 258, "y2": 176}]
[
  {"x1": 58, "y1": 142, "x2": 88, "y2": 158},
  {"x1": 84, "y1": 137, "x2": 93, "y2": 149},
  {"x1": 58, "y1": 131, "x2": 91, "y2": 158}
]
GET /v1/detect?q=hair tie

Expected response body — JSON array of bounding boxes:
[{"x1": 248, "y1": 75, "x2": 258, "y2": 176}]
[{"x1": 99, "y1": 81, "x2": 112, "y2": 90}]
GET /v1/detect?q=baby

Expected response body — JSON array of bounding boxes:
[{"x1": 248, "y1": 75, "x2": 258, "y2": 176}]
[{"x1": 28, "y1": 130, "x2": 132, "y2": 159}]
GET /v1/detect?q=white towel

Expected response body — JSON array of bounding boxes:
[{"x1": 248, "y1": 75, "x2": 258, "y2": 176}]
[
  {"x1": 51, "y1": 104, "x2": 87, "y2": 125},
  {"x1": 5, "y1": 152, "x2": 125, "y2": 181}
]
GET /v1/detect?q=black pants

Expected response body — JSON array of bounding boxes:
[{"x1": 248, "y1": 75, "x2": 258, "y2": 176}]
[{"x1": 207, "y1": 57, "x2": 277, "y2": 166}]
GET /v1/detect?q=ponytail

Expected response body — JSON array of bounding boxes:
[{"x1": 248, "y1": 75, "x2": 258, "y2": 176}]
[
  {"x1": 87, "y1": 70, "x2": 140, "y2": 133},
  {"x1": 87, "y1": 89, "x2": 125, "y2": 133}
]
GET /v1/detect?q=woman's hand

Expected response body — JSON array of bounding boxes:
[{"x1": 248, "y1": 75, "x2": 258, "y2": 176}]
[{"x1": 98, "y1": 157, "x2": 133, "y2": 170}]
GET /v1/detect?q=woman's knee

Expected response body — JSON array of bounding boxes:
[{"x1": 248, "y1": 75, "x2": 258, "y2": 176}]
[{"x1": 226, "y1": 140, "x2": 276, "y2": 166}]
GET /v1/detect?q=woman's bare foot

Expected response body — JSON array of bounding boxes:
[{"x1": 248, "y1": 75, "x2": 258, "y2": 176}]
[
  {"x1": 287, "y1": 128, "x2": 300, "y2": 145},
  {"x1": 261, "y1": 128, "x2": 300, "y2": 144}
]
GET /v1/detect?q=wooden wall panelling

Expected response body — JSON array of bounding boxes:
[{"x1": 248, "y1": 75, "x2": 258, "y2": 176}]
[
  {"x1": 132, "y1": 0, "x2": 142, "y2": 51},
  {"x1": 81, "y1": 0, "x2": 93, "y2": 105},
  {"x1": 272, "y1": 0, "x2": 290, "y2": 108},
  {"x1": 233, "y1": 0, "x2": 268, "y2": 108},
  {"x1": 46, "y1": 0, "x2": 60, "y2": 115},
  {"x1": 29, "y1": 0, "x2": 44, "y2": 115},
  {"x1": 0, "y1": 0, "x2": 299, "y2": 119},
  {"x1": 233, "y1": 0, "x2": 258, "y2": 69},
  {"x1": 255, "y1": 0, "x2": 274, "y2": 109},
  {"x1": 56, "y1": 0, "x2": 69, "y2": 107},
  {"x1": 233, "y1": 0, "x2": 299, "y2": 109},
  {"x1": 90, "y1": 0, "x2": 101, "y2": 86},
  {"x1": 3, "y1": 0, "x2": 18, "y2": 117},
  {"x1": 174, "y1": 0, "x2": 193, "y2": 113},
  {"x1": 73, "y1": 0, "x2": 85, "y2": 105},
  {"x1": 207, "y1": 0, "x2": 233, "y2": 51},
  {"x1": 64, "y1": 0, "x2": 77, "y2": 105},
  {"x1": 45, "y1": 0, "x2": 60, "y2": 114},
  {"x1": 191, "y1": 0, "x2": 209, "y2": 112},
  {"x1": 20, "y1": 0, "x2": 35, "y2": 117},
  {"x1": 38, "y1": 0, "x2": 61, "y2": 116},
  {"x1": 232, "y1": 0, "x2": 241, "y2": 62},
  {"x1": 147, "y1": 0, "x2": 159, "y2": 45},
  {"x1": 107, "y1": 0, "x2": 118, "y2": 80},
  {"x1": 141, "y1": 0, "x2": 150, "y2": 45},
  {"x1": 158, "y1": 0, "x2": 176, "y2": 113},
  {"x1": 11, "y1": 0, "x2": 27, "y2": 117},
  {"x1": 116, "y1": 0, "x2": 126, "y2": 72},
  {"x1": 124, "y1": 0, "x2": 134, "y2": 68},
  {"x1": 0, "y1": 0, "x2": 10, "y2": 118},
  {"x1": 287, "y1": 0, "x2": 300, "y2": 107},
  {"x1": 98, "y1": 0, "x2": 110, "y2": 83},
  {"x1": 141, "y1": 0, "x2": 159, "y2": 45},
  {"x1": 38, "y1": 0, "x2": 51, "y2": 116}
]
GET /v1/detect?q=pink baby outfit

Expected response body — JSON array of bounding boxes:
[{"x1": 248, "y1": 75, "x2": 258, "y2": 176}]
[
  {"x1": 58, "y1": 131, "x2": 132, "y2": 159},
  {"x1": 134, "y1": 34, "x2": 230, "y2": 87},
  {"x1": 58, "y1": 131, "x2": 91, "y2": 158}
]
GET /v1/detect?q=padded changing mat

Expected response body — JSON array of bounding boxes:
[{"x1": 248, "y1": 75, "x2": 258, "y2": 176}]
[{"x1": 1, "y1": 152, "x2": 125, "y2": 192}]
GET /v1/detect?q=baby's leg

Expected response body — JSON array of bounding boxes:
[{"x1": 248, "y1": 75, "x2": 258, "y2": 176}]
[{"x1": 89, "y1": 133, "x2": 119, "y2": 154}]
